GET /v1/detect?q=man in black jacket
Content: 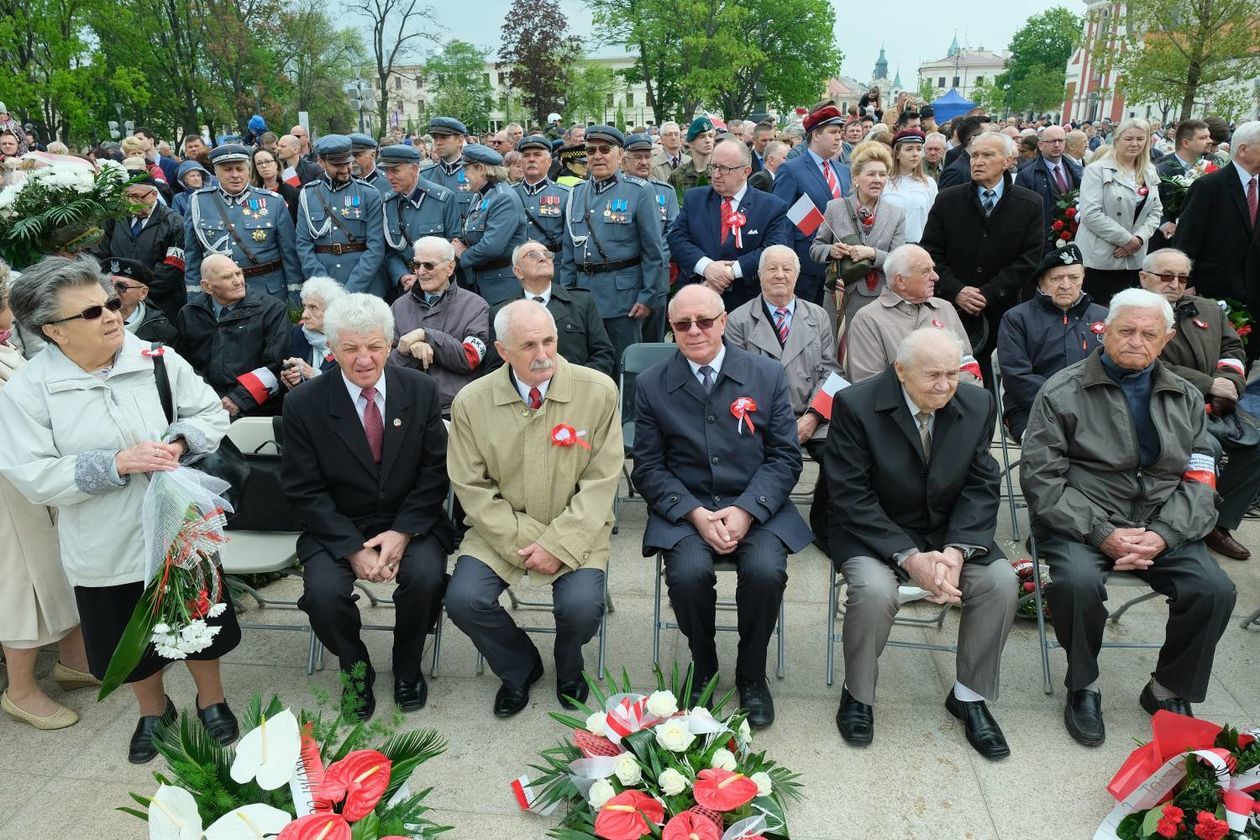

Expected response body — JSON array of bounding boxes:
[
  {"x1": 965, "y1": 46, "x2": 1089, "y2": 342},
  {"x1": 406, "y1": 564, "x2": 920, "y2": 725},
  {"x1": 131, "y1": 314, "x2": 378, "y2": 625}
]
[
  {"x1": 175, "y1": 254, "x2": 289, "y2": 417},
  {"x1": 1148, "y1": 119, "x2": 1211, "y2": 253},
  {"x1": 938, "y1": 115, "x2": 990, "y2": 190},
  {"x1": 1014, "y1": 126, "x2": 1083, "y2": 253},
  {"x1": 92, "y1": 177, "x2": 186, "y2": 320},
  {"x1": 101, "y1": 257, "x2": 178, "y2": 345}
]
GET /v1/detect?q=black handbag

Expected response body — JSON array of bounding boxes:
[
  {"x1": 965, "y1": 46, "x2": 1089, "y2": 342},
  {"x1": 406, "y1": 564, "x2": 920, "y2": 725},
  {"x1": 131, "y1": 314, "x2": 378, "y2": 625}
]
[
  {"x1": 1207, "y1": 405, "x2": 1260, "y2": 449},
  {"x1": 150, "y1": 343, "x2": 251, "y2": 509},
  {"x1": 223, "y1": 418, "x2": 304, "y2": 533}
]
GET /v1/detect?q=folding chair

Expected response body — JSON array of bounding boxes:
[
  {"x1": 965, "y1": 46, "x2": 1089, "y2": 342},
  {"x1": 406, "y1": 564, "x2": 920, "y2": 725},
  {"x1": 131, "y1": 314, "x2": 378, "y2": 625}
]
[
  {"x1": 615, "y1": 343, "x2": 679, "y2": 530},
  {"x1": 825, "y1": 564, "x2": 953, "y2": 686},
  {"x1": 989, "y1": 355, "x2": 1022, "y2": 540},
  {"x1": 652, "y1": 553, "x2": 786, "y2": 680}
]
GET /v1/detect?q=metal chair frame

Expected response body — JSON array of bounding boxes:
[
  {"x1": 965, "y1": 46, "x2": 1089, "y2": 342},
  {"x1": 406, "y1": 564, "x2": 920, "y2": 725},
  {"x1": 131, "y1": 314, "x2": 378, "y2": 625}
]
[
  {"x1": 989, "y1": 356, "x2": 1023, "y2": 540},
  {"x1": 615, "y1": 343, "x2": 681, "y2": 532},
  {"x1": 1242, "y1": 606, "x2": 1260, "y2": 630}
]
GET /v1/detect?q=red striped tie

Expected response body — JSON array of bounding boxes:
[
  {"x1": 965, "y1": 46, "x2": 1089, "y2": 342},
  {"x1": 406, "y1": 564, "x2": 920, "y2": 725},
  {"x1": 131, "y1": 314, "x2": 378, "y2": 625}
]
[
  {"x1": 528, "y1": 386, "x2": 542, "y2": 410},
  {"x1": 774, "y1": 307, "x2": 790, "y2": 343},
  {"x1": 361, "y1": 387, "x2": 383, "y2": 464},
  {"x1": 822, "y1": 160, "x2": 841, "y2": 200}
]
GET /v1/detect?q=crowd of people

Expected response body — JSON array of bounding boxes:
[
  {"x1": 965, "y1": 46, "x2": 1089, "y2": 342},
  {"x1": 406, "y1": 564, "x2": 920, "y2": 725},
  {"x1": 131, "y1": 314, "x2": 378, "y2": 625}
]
[{"x1": 0, "y1": 100, "x2": 1255, "y2": 774}]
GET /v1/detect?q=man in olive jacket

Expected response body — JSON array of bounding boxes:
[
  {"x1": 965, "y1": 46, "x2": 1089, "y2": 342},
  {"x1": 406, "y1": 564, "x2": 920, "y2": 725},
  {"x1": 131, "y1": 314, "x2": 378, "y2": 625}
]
[
  {"x1": 1021, "y1": 288, "x2": 1236, "y2": 748},
  {"x1": 445, "y1": 301, "x2": 622, "y2": 718}
]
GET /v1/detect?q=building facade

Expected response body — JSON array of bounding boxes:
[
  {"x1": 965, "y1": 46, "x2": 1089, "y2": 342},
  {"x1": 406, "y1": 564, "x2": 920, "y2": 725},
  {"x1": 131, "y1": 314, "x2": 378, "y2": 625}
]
[{"x1": 918, "y1": 36, "x2": 1008, "y2": 104}]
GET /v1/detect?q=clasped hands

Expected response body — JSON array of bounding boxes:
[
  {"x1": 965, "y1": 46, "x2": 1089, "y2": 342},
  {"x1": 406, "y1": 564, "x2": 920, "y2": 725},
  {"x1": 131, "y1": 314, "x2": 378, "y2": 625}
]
[
  {"x1": 115, "y1": 439, "x2": 188, "y2": 475},
  {"x1": 348, "y1": 530, "x2": 412, "y2": 583},
  {"x1": 828, "y1": 242, "x2": 874, "y2": 262},
  {"x1": 396, "y1": 327, "x2": 434, "y2": 368},
  {"x1": 688, "y1": 506, "x2": 753, "y2": 555},
  {"x1": 702, "y1": 260, "x2": 736, "y2": 292},
  {"x1": 954, "y1": 285, "x2": 988, "y2": 315},
  {"x1": 1099, "y1": 527, "x2": 1166, "y2": 571},
  {"x1": 903, "y1": 547, "x2": 966, "y2": 605},
  {"x1": 1112, "y1": 237, "x2": 1143, "y2": 259}
]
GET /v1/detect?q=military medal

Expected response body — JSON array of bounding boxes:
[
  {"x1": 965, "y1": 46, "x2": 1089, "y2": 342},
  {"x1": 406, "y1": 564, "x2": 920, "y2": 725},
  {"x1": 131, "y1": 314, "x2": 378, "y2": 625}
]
[
  {"x1": 251, "y1": 229, "x2": 266, "y2": 242},
  {"x1": 604, "y1": 201, "x2": 612, "y2": 218},
  {"x1": 241, "y1": 197, "x2": 268, "y2": 220},
  {"x1": 351, "y1": 194, "x2": 361, "y2": 218},
  {"x1": 457, "y1": 170, "x2": 470, "y2": 191},
  {"x1": 341, "y1": 196, "x2": 350, "y2": 217},
  {"x1": 657, "y1": 194, "x2": 667, "y2": 220}
]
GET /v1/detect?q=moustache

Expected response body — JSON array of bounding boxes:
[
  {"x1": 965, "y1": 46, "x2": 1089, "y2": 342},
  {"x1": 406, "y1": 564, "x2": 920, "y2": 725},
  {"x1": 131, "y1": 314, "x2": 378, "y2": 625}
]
[{"x1": 529, "y1": 358, "x2": 555, "y2": 371}]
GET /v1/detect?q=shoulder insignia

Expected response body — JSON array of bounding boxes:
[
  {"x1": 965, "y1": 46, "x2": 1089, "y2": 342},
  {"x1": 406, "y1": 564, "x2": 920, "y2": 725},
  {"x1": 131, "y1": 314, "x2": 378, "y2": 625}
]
[{"x1": 621, "y1": 174, "x2": 648, "y2": 187}]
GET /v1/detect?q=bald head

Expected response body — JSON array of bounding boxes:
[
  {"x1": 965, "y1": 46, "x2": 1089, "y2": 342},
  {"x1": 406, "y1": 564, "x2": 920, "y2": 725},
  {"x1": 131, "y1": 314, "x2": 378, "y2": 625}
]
[
  {"x1": 200, "y1": 254, "x2": 246, "y2": 306},
  {"x1": 494, "y1": 299, "x2": 559, "y2": 388},
  {"x1": 202, "y1": 253, "x2": 237, "y2": 277},
  {"x1": 668, "y1": 284, "x2": 724, "y2": 320},
  {"x1": 894, "y1": 327, "x2": 964, "y2": 413}
]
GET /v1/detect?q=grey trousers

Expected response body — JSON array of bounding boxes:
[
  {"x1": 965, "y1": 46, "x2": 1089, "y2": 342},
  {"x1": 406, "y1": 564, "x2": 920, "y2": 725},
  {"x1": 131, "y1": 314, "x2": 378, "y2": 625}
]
[
  {"x1": 444, "y1": 555, "x2": 604, "y2": 690},
  {"x1": 839, "y1": 555, "x2": 1017, "y2": 706}
]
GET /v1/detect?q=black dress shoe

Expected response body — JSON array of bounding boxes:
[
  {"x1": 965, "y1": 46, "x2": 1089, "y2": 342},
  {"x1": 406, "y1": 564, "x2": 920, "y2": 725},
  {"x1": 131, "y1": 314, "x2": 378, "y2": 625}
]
[
  {"x1": 129, "y1": 697, "x2": 177, "y2": 765},
  {"x1": 688, "y1": 671, "x2": 718, "y2": 709},
  {"x1": 1140, "y1": 683, "x2": 1193, "y2": 717},
  {"x1": 835, "y1": 688, "x2": 873, "y2": 746},
  {"x1": 196, "y1": 699, "x2": 239, "y2": 746},
  {"x1": 556, "y1": 678, "x2": 589, "y2": 710},
  {"x1": 737, "y1": 679, "x2": 775, "y2": 729},
  {"x1": 494, "y1": 658, "x2": 544, "y2": 718},
  {"x1": 945, "y1": 692, "x2": 1010, "y2": 759},
  {"x1": 1064, "y1": 689, "x2": 1105, "y2": 746},
  {"x1": 342, "y1": 665, "x2": 376, "y2": 722},
  {"x1": 394, "y1": 676, "x2": 428, "y2": 712}
]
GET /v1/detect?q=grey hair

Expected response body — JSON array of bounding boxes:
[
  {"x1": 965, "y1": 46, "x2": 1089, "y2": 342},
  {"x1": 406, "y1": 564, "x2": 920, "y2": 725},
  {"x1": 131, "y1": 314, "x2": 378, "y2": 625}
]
[
  {"x1": 763, "y1": 140, "x2": 788, "y2": 160},
  {"x1": 758, "y1": 243, "x2": 799, "y2": 274},
  {"x1": 1231, "y1": 120, "x2": 1260, "y2": 149},
  {"x1": 512, "y1": 240, "x2": 550, "y2": 267},
  {"x1": 8, "y1": 255, "x2": 104, "y2": 338},
  {"x1": 968, "y1": 130, "x2": 1017, "y2": 158},
  {"x1": 660, "y1": 121, "x2": 680, "y2": 134},
  {"x1": 300, "y1": 276, "x2": 347, "y2": 307},
  {"x1": 1141, "y1": 248, "x2": 1193, "y2": 273},
  {"x1": 714, "y1": 136, "x2": 752, "y2": 166},
  {"x1": 1106, "y1": 288, "x2": 1174, "y2": 330},
  {"x1": 895, "y1": 326, "x2": 964, "y2": 366},
  {"x1": 884, "y1": 243, "x2": 923, "y2": 284},
  {"x1": 324, "y1": 292, "x2": 394, "y2": 347},
  {"x1": 414, "y1": 235, "x2": 455, "y2": 262},
  {"x1": 494, "y1": 298, "x2": 556, "y2": 345},
  {"x1": 925, "y1": 131, "x2": 947, "y2": 145}
]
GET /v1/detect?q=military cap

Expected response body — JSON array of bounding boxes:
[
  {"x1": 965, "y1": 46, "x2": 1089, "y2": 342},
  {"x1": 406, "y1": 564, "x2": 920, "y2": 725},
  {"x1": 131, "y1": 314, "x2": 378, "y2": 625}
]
[
  {"x1": 892, "y1": 128, "x2": 926, "y2": 146},
  {"x1": 208, "y1": 143, "x2": 252, "y2": 166},
  {"x1": 516, "y1": 134, "x2": 552, "y2": 153},
  {"x1": 348, "y1": 133, "x2": 379, "y2": 151},
  {"x1": 624, "y1": 133, "x2": 654, "y2": 152},
  {"x1": 803, "y1": 105, "x2": 844, "y2": 133},
  {"x1": 1033, "y1": 243, "x2": 1084, "y2": 283},
  {"x1": 461, "y1": 143, "x2": 503, "y2": 166},
  {"x1": 428, "y1": 116, "x2": 467, "y2": 136},
  {"x1": 313, "y1": 134, "x2": 353, "y2": 163},
  {"x1": 378, "y1": 144, "x2": 422, "y2": 167},
  {"x1": 101, "y1": 256, "x2": 154, "y2": 286},
  {"x1": 686, "y1": 116, "x2": 716, "y2": 142},
  {"x1": 557, "y1": 144, "x2": 586, "y2": 164},
  {"x1": 585, "y1": 125, "x2": 625, "y2": 147}
]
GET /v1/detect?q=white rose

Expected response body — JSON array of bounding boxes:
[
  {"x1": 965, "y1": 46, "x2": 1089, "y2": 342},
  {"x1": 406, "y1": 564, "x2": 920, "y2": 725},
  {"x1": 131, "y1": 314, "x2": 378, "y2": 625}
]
[
  {"x1": 738, "y1": 720, "x2": 751, "y2": 743},
  {"x1": 658, "y1": 768, "x2": 689, "y2": 796},
  {"x1": 751, "y1": 771, "x2": 773, "y2": 797},
  {"x1": 654, "y1": 717, "x2": 696, "y2": 752},
  {"x1": 614, "y1": 754, "x2": 642, "y2": 786},
  {"x1": 645, "y1": 690, "x2": 678, "y2": 718},
  {"x1": 710, "y1": 748, "x2": 737, "y2": 771},
  {"x1": 588, "y1": 778, "x2": 615, "y2": 810},
  {"x1": 585, "y1": 711, "x2": 608, "y2": 736}
]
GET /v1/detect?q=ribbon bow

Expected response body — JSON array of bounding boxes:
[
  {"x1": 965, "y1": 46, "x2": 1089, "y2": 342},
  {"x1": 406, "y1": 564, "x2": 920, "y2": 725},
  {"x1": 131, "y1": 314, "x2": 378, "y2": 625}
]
[
  {"x1": 722, "y1": 205, "x2": 746, "y2": 249},
  {"x1": 730, "y1": 397, "x2": 757, "y2": 435},
  {"x1": 550, "y1": 423, "x2": 591, "y2": 449}
]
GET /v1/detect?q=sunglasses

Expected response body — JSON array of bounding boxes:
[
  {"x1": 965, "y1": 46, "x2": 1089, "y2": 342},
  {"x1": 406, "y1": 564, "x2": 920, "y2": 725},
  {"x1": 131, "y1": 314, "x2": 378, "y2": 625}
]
[
  {"x1": 48, "y1": 297, "x2": 123, "y2": 325},
  {"x1": 584, "y1": 144, "x2": 616, "y2": 156},
  {"x1": 1146, "y1": 272, "x2": 1191, "y2": 284},
  {"x1": 670, "y1": 315, "x2": 722, "y2": 332},
  {"x1": 112, "y1": 281, "x2": 144, "y2": 293},
  {"x1": 411, "y1": 259, "x2": 449, "y2": 272}
]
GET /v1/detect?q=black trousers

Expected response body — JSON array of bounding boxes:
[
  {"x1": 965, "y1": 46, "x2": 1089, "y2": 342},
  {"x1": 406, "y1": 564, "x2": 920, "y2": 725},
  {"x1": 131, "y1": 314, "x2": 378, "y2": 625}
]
[
  {"x1": 1038, "y1": 535, "x2": 1236, "y2": 701},
  {"x1": 1083, "y1": 267, "x2": 1138, "y2": 308},
  {"x1": 299, "y1": 532, "x2": 447, "y2": 683},
  {"x1": 444, "y1": 555, "x2": 604, "y2": 689},
  {"x1": 805, "y1": 439, "x2": 829, "y2": 551},
  {"x1": 1216, "y1": 437, "x2": 1260, "y2": 530},
  {"x1": 662, "y1": 528, "x2": 788, "y2": 684}
]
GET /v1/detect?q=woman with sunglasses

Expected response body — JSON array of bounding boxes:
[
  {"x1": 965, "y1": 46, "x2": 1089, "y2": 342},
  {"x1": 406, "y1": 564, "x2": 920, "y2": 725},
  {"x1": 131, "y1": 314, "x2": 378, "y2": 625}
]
[
  {"x1": 0, "y1": 256, "x2": 238, "y2": 764},
  {"x1": 250, "y1": 146, "x2": 300, "y2": 224}
]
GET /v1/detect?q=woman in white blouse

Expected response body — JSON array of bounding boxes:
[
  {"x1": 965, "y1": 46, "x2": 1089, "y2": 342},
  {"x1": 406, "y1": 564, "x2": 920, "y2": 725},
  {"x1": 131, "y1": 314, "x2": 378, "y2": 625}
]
[{"x1": 880, "y1": 129, "x2": 938, "y2": 243}]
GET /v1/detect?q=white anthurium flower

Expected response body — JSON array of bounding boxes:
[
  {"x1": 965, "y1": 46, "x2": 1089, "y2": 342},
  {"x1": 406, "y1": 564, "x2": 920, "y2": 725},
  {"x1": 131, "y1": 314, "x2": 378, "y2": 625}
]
[
  {"x1": 202, "y1": 804, "x2": 293, "y2": 840},
  {"x1": 148, "y1": 784, "x2": 202, "y2": 840},
  {"x1": 229, "y1": 708, "x2": 301, "y2": 790}
]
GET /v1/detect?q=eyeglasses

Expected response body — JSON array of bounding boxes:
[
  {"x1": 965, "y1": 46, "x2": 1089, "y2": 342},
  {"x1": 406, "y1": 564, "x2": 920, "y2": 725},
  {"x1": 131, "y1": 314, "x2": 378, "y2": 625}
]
[
  {"x1": 584, "y1": 144, "x2": 615, "y2": 156},
  {"x1": 411, "y1": 259, "x2": 449, "y2": 272},
  {"x1": 520, "y1": 251, "x2": 554, "y2": 264},
  {"x1": 709, "y1": 163, "x2": 746, "y2": 175},
  {"x1": 1145, "y1": 271, "x2": 1191, "y2": 284},
  {"x1": 670, "y1": 315, "x2": 722, "y2": 333},
  {"x1": 47, "y1": 297, "x2": 124, "y2": 325},
  {"x1": 255, "y1": 158, "x2": 277, "y2": 166},
  {"x1": 112, "y1": 281, "x2": 144, "y2": 293}
]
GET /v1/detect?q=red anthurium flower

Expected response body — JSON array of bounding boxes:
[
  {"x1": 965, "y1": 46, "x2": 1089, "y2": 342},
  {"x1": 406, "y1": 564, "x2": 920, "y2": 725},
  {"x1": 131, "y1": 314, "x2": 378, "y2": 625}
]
[
  {"x1": 594, "y1": 790, "x2": 664, "y2": 840},
  {"x1": 692, "y1": 768, "x2": 759, "y2": 812},
  {"x1": 320, "y1": 749, "x2": 392, "y2": 821},
  {"x1": 662, "y1": 810, "x2": 722, "y2": 840},
  {"x1": 277, "y1": 813, "x2": 352, "y2": 840}
]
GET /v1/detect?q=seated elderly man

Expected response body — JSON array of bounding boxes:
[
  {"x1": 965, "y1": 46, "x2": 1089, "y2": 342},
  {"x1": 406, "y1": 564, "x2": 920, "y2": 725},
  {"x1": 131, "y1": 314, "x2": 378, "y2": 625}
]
[
  {"x1": 724, "y1": 243, "x2": 839, "y2": 542},
  {"x1": 843, "y1": 244, "x2": 980, "y2": 385},
  {"x1": 995, "y1": 245, "x2": 1107, "y2": 441},
  {"x1": 1138, "y1": 247, "x2": 1260, "y2": 561},
  {"x1": 1021, "y1": 288, "x2": 1237, "y2": 746},
  {"x1": 388, "y1": 236, "x2": 490, "y2": 417},
  {"x1": 485, "y1": 240, "x2": 615, "y2": 376},
  {"x1": 445, "y1": 300, "x2": 621, "y2": 716},
  {"x1": 282, "y1": 293, "x2": 454, "y2": 720},
  {"x1": 175, "y1": 254, "x2": 289, "y2": 417},
  {"x1": 826, "y1": 328, "x2": 1015, "y2": 757},
  {"x1": 631, "y1": 285, "x2": 812, "y2": 728}
]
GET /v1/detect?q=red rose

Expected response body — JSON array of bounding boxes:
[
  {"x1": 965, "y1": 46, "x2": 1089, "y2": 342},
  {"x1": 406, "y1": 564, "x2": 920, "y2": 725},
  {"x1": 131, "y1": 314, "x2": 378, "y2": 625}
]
[
  {"x1": 1237, "y1": 324, "x2": 1252, "y2": 337},
  {"x1": 1052, "y1": 220, "x2": 1065, "y2": 231},
  {"x1": 1193, "y1": 811, "x2": 1229, "y2": 840},
  {"x1": 1065, "y1": 207, "x2": 1077, "y2": 218},
  {"x1": 1060, "y1": 230, "x2": 1072, "y2": 240}
]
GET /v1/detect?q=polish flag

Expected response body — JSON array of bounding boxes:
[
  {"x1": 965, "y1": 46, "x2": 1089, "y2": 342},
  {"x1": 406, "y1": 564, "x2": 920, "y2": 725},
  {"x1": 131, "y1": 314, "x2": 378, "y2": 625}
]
[
  {"x1": 787, "y1": 193, "x2": 824, "y2": 236},
  {"x1": 282, "y1": 165, "x2": 301, "y2": 187},
  {"x1": 808, "y1": 371, "x2": 851, "y2": 420}
]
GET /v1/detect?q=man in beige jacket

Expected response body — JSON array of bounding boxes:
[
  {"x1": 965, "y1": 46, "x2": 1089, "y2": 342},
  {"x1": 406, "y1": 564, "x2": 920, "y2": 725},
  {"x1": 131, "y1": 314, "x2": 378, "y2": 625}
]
[{"x1": 446, "y1": 300, "x2": 622, "y2": 717}]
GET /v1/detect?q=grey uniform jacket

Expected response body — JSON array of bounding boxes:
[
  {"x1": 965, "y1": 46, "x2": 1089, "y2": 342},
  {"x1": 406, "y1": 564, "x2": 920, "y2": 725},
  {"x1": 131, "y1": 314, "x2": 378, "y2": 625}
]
[
  {"x1": 382, "y1": 178, "x2": 462, "y2": 291},
  {"x1": 459, "y1": 182, "x2": 528, "y2": 306},
  {"x1": 515, "y1": 179, "x2": 570, "y2": 253},
  {"x1": 295, "y1": 176, "x2": 387, "y2": 296},
  {"x1": 421, "y1": 159, "x2": 477, "y2": 222},
  {"x1": 184, "y1": 185, "x2": 302, "y2": 306}
]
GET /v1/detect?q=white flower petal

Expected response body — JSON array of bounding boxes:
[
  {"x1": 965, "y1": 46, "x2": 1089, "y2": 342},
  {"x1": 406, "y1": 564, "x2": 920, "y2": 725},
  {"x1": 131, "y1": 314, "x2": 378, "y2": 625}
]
[
  {"x1": 202, "y1": 804, "x2": 293, "y2": 840},
  {"x1": 148, "y1": 784, "x2": 202, "y2": 840},
  {"x1": 230, "y1": 708, "x2": 301, "y2": 790}
]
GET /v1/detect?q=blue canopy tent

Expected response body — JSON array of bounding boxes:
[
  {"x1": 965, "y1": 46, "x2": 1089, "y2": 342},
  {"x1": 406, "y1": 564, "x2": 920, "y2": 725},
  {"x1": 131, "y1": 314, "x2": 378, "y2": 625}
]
[{"x1": 930, "y1": 89, "x2": 977, "y2": 123}]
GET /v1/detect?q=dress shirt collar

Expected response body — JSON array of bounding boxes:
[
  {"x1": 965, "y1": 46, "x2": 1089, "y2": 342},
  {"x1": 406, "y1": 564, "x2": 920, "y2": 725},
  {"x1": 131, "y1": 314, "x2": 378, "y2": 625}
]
[
  {"x1": 719, "y1": 184, "x2": 749, "y2": 211},
  {"x1": 687, "y1": 344, "x2": 726, "y2": 382},
  {"x1": 902, "y1": 386, "x2": 936, "y2": 433},
  {"x1": 509, "y1": 367, "x2": 551, "y2": 405},
  {"x1": 761, "y1": 295, "x2": 796, "y2": 318},
  {"x1": 341, "y1": 369, "x2": 386, "y2": 424},
  {"x1": 975, "y1": 178, "x2": 1005, "y2": 203},
  {"x1": 1234, "y1": 161, "x2": 1257, "y2": 191},
  {"x1": 522, "y1": 178, "x2": 549, "y2": 196},
  {"x1": 524, "y1": 284, "x2": 553, "y2": 306},
  {"x1": 1174, "y1": 152, "x2": 1198, "y2": 170}
]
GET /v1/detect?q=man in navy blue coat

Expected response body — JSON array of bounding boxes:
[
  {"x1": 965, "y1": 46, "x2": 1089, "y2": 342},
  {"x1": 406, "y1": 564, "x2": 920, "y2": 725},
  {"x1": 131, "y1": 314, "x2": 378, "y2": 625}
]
[
  {"x1": 631, "y1": 285, "x2": 812, "y2": 729},
  {"x1": 669, "y1": 137, "x2": 792, "y2": 312},
  {"x1": 772, "y1": 105, "x2": 851, "y2": 305}
]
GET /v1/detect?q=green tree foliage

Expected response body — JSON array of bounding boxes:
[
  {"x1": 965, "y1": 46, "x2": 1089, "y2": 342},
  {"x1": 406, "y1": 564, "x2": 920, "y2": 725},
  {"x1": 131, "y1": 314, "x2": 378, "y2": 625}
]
[
  {"x1": 995, "y1": 7, "x2": 1082, "y2": 114},
  {"x1": 346, "y1": 0, "x2": 438, "y2": 136},
  {"x1": 424, "y1": 40, "x2": 494, "y2": 133},
  {"x1": 566, "y1": 62, "x2": 616, "y2": 126},
  {"x1": 280, "y1": 0, "x2": 364, "y2": 133},
  {"x1": 499, "y1": 0, "x2": 583, "y2": 128},
  {"x1": 917, "y1": 77, "x2": 937, "y2": 105}
]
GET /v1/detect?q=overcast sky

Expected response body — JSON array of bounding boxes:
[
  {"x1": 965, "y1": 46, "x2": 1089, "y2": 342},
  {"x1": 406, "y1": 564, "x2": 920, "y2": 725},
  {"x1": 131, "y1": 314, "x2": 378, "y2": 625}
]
[{"x1": 416, "y1": 0, "x2": 1080, "y2": 85}]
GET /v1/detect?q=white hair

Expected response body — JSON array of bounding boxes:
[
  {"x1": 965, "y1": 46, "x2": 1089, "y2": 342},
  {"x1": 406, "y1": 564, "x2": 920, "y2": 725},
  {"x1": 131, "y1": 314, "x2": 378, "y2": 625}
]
[
  {"x1": 414, "y1": 235, "x2": 454, "y2": 261},
  {"x1": 494, "y1": 298, "x2": 556, "y2": 345},
  {"x1": 660, "y1": 121, "x2": 680, "y2": 134},
  {"x1": 1231, "y1": 120, "x2": 1260, "y2": 149},
  {"x1": 299, "y1": 275, "x2": 347, "y2": 306},
  {"x1": 512, "y1": 240, "x2": 550, "y2": 267},
  {"x1": 925, "y1": 131, "x2": 947, "y2": 145},
  {"x1": 758, "y1": 243, "x2": 799, "y2": 274},
  {"x1": 895, "y1": 326, "x2": 963, "y2": 365},
  {"x1": 969, "y1": 130, "x2": 1017, "y2": 157},
  {"x1": 324, "y1": 292, "x2": 394, "y2": 347},
  {"x1": 1141, "y1": 248, "x2": 1193, "y2": 273},
  {"x1": 1105, "y1": 288, "x2": 1174, "y2": 330},
  {"x1": 884, "y1": 243, "x2": 923, "y2": 283}
]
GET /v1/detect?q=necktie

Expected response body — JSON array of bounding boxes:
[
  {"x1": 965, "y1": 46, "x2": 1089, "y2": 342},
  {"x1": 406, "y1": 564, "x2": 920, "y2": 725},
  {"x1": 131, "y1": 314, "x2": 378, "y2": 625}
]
[
  {"x1": 671, "y1": 155, "x2": 680, "y2": 169},
  {"x1": 528, "y1": 386, "x2": 542, "y2": 409},
  {"x1": 1249, "y1": 177, "x2": 1258, "y2": 228},
  {"x1": 720, "y1": 197, "x2": 733, "y2": 243},
  {"x1": 130, "y1": 218, "x2": 143, "y2": 239},
  {"x1": 361, "y1": 387, "x2": 384, "y2": 464},
  {"x1": 424, "y1": 293, "x2": 439, "y2": 306},
  {"x1": 532, "y1": 295, "x2": 545, "y2": 303},
  {"x1": 916, "y1": 411, "x2": 932, "y2": 460},
  {"x1": 698, "y1": 364, "x2": 715, "y2": 393},
  {"x1": 1053, "y1": 164, "x2": 1069, "y2": 194},
  {"x1": 982, "y1": 189, "x2": 996, "y2": 216},
  {"x1": 822, "y1": 160, "x2": 841, "y2": 200},
  {"x1": 774, "y1": 307, "x2": 790, "y2": 343}
]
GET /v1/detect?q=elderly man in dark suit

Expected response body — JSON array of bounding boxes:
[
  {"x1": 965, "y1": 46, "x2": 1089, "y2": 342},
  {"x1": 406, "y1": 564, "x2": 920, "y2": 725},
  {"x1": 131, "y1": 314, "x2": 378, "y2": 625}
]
[
  {"x1": 631, "y1": 285, "x2": 813, "y2": 728},
  {"x1": 825, "y1": 327, "x2": 1016, "y2": 758},
  {"x1": 668, "y1": 137, "x2": 792, "y2": 312},
  {"x1": 1014, "y1": 125, "x2": 1083, "y2": 253},
  {"x1": 282, "y1": 293, "x2": 454, "y2": 721}
]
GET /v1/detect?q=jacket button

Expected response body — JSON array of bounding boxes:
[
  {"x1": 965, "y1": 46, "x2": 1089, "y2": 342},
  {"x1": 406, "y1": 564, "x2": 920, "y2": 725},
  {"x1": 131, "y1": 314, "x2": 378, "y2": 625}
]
[
  {"x1": 377, "y1": 492, "x2": 385, "y2": 500},
  {"x1": 707, "y1": 414, "x2": 716, "y2": 423},
  {"x1": 668, "y1": 494, "x2": 678, "y2": 503},
  {"x1": 757, "y1": 495, "x2": 769, "y2": 504},
  {"x1": 711, "y1": 456, "x2": 719, "y2": 464},
  {"x1": 712, "y1": 495, "x2": 721, "y2": 504}
]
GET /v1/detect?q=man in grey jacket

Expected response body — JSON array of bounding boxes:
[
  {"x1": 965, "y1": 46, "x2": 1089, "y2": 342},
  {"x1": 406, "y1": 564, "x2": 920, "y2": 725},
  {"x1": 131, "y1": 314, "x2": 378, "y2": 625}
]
[{"x1": 1021, "y1": 288, "x2": 1236, "y2": 748}]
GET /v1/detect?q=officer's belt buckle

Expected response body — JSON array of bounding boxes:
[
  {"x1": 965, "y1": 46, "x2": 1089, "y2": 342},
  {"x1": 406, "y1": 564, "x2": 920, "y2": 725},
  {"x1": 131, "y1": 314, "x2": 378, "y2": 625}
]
[{"x1": 330, "y1": 243, "x2": 345, "y2": 256}]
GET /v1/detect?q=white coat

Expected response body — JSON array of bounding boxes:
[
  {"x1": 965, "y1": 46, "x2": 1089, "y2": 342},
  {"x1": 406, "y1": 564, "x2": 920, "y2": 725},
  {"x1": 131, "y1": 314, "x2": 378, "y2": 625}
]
[{"x1": 1075, "y1": 158, "x2": 1163, "y2": 271}]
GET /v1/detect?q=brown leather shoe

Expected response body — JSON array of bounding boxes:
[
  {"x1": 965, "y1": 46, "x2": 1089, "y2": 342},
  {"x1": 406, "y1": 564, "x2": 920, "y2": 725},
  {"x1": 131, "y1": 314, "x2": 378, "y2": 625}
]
[{"x1": 1204, "y1": 527, "x2": 1250, "y2": 561}]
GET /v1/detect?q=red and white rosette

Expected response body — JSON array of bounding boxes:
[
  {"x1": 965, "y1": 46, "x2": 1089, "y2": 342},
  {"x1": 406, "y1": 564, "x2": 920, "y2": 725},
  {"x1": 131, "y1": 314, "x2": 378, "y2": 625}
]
[
  {"x1": 551, "y1": 423, "x2": 591, "y2": 450},
  {"x1": 730, "y1": 397, "x2": 757, "y2": 435},
  {"x1": 725, "y1": 210, "x2": 747, "y2": 249},
  {"x1": 603, "y1": 693, "x2": 661, "y2": 742},
  {"x1": 1090, "y1": 321, "x2": 1106, "y2": 334}
]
